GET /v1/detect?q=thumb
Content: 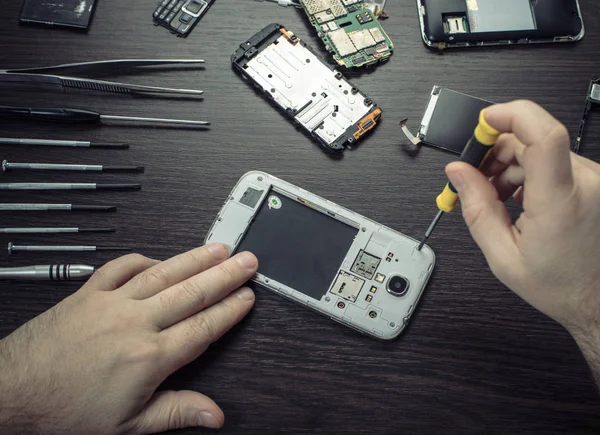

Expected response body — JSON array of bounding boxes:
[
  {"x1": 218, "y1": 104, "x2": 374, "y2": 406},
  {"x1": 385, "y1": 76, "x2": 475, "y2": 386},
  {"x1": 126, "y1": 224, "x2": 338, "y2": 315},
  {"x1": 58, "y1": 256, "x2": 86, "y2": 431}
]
[
  {"x1": 132, "y1": 390, "x2": 224, "y2": 434},
  {"x1": 446, "y1": 162, "x2": 523, "y2": 280}
]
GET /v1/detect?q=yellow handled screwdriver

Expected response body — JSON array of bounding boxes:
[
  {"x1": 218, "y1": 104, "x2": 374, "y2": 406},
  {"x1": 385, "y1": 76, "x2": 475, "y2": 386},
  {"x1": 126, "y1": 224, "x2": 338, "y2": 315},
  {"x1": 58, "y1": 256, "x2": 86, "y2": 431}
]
[{"x1": 417, "y1": 109, "x2": 502, "y2": 251}]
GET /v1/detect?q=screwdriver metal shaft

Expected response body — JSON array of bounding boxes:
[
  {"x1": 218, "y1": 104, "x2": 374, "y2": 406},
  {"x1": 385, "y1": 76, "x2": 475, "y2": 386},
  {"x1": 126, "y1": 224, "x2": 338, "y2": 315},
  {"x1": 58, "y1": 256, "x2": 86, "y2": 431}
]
[
  {"x1": 0, "y1": 138, "x2": 128, "y2": 149},
  {"x1": 0, "y1": 204, "x2": 117, "y2": 212},
  {"x1": 0, "y1": 106, "x2": 210, "y2": 127},
  {"x1": 417, "y1": 210, "x2": 444, "y2": 251},
  {"x1": 0, "y1": 227, "x2": 115, "y2": 234},
  {"x1": 0, "y1": 183, "x2": 141, "y2": 191},
  {"x1": 2, "y1": 160, "x2": 144, "y2": 173},
  {"x1": 8, "y1": 243, "x2": 131, "y2": 254}
]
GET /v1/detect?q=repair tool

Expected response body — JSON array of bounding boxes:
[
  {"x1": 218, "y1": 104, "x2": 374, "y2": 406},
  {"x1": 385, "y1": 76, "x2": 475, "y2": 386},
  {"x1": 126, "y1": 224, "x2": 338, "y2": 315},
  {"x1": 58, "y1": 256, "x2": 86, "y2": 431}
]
[
  {"x1": 8, "y1": 243, "x2": 131, "y2": 254},
  {"x1": 0, "y1": 106, "x2": 210, "y2": 127},
  {"x1": 0, "y1": 183, "x2": 141, "y2": 191},
  {"x1": 2, "y1": 160, "x2": 144, "y2": 173},
  {"x1": 0, "y1": 264, "x2": 95, "y2": 281},
  {"x1": 0, "y1": 138, "x2": 129, "y2": 149},
  {"x1": 0, "y1": 59, "x2": 205, "y2": 97},
  {"x1": 417, "y1": 109, "x2": 501, "y2": 251},
  {"x1": 0, "y1": 204, "x2": 117, "y2": 212},
  {"x1": 0, "y1": 227, "x2": 115, "y2": 234}
]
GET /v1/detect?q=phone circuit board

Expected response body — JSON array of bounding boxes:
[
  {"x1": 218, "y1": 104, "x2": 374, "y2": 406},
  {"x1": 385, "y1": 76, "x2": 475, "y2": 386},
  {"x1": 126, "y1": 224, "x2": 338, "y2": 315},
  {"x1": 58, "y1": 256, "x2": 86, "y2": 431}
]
[{"x1": 299, "y1": 0, "x2": 394, "y2": 68}]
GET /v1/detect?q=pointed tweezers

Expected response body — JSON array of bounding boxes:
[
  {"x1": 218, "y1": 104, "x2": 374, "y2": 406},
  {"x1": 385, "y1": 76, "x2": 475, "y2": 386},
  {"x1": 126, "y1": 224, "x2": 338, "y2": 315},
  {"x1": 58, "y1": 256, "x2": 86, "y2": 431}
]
[{"x1": 0, "y1": 59, "x2": 205, "y2": 97}]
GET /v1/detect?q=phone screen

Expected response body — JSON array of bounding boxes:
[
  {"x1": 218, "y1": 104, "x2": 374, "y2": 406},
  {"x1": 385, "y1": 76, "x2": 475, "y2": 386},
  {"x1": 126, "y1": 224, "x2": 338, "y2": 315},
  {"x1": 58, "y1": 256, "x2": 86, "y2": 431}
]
[{"x1": 235, "y1": 190, "x2": 358, "y2": 301}]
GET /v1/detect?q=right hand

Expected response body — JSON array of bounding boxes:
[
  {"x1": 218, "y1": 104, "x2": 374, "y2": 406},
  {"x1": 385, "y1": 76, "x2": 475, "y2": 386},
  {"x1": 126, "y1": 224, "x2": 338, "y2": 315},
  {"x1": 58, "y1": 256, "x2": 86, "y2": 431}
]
[{"x1": 445, "y1": 101, "x2": 600, "y2": 345}]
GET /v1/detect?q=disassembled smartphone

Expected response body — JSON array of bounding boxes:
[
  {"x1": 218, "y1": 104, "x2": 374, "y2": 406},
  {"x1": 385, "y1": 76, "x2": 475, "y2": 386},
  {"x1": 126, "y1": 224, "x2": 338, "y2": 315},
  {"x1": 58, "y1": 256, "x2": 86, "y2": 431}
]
[
  {"x1": 401, "y1": 86, "x2": 492, "y2": 155},
  {"x1": 574, "y1": 78, "x2": 600, "y2": 155},
  {"x1": 299, "y1": 0, "x2": 394, "y2": 68},
  {"x1": 232, "y1": 24, "x2": 383, "y2": 154},
  {"x1": 205, "y1": 172, "x2": 436, "y2": 341},
  {"x1": 417, "y1": 0, "x2": 585, "y2": 50},
  {"x1": 153, "y1": 0, "x2": 215, "y2": 37}
]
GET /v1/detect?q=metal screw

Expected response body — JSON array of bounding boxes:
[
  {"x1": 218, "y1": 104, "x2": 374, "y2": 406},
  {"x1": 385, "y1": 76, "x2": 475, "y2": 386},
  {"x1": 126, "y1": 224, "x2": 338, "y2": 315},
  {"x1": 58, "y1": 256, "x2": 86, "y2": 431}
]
[
  {"x1": 325, "y1": 296, "x2": 331, "y2": 302},
  {"x1": 258, "y1": 176, "x2": 263, "y2": 181},
  {"x1": 1, "y1": 160, "x2": 8, "y2": 172},
  {"x1": 390, "y1": 322, "x2": 396, "y2": 328}
]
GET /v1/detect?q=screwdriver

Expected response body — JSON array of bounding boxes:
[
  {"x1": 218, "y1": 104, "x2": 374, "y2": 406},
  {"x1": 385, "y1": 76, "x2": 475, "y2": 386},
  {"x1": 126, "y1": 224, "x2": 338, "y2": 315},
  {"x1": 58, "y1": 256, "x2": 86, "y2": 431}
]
[
  {"x1": 8, "y1": 243, "x2": 131, "y2": 255},
  {"x1": 0, "y1": 106, "x2": 210, "y2": 127},
  {"x1": 417, "y1": 109, "x2": 501, "y2": 251},
  {"x1": 2, "y1": 160, "x2": 144, "y2": 173}
]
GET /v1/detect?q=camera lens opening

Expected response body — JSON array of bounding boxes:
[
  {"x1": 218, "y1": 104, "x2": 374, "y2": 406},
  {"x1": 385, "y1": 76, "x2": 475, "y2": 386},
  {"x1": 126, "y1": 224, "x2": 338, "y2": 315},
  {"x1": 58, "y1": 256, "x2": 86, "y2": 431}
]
[{"x1": 387, "y1": 275, "x2": 409, "y2": 297}]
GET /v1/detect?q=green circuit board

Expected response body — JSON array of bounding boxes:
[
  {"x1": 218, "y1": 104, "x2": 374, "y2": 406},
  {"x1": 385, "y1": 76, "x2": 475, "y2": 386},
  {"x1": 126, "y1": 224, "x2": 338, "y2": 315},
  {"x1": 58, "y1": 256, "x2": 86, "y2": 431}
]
[{"x1": 299, "y1": 0, "x2": 394, "y2": 68}]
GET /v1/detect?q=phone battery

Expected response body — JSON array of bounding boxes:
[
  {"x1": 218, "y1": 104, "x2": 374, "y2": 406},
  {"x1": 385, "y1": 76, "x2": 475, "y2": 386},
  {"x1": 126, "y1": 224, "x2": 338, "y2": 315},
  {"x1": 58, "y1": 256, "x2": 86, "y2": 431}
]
[
  {"x1": 20, "y1": 0, "x2": 98, "y2": 30},
  {"x1": 153, "y1": 0, "x2": 215, "y2": 37}
]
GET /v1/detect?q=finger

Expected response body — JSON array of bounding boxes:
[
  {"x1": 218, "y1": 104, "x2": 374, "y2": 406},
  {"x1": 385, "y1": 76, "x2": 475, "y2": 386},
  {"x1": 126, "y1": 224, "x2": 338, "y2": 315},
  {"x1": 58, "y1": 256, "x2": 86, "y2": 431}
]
[
  {"x1": 159, "y1": 287, "x2": 255, "y2": 370},
  {"x1": 573, "y1": 153, "x2": 600, "y2": 175},
  {"x1": 83, "y1": 254, "x2": 158, "y2": 292},
  {"x1": 130, "y1": 390, "x2": 223, "y2": 434},
  {"x1": 446, "y1": 162, "x2": 524, "y2": 282},
  {"x1": 149, "y1": 252, "x2": 258, "y2": 329},
  {"x1": 485, "y1": 101, "x2": 574, "y2": 203},
  {"x1": 481, "y1": 133, "x2": 525, "y2": 178},
  {"x1": 490, "y1": 165, "x2": 525, "y2": 203},
  {"x1": 121, "y1": 243, "x2": 229, "y2": 299}
]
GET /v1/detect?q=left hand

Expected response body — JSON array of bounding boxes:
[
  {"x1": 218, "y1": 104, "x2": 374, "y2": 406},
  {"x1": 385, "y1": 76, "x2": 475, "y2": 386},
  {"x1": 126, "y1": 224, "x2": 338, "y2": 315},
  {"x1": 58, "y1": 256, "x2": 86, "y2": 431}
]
[{"x1": 0, "y1": 243, "x2": 258, "y2": 435}]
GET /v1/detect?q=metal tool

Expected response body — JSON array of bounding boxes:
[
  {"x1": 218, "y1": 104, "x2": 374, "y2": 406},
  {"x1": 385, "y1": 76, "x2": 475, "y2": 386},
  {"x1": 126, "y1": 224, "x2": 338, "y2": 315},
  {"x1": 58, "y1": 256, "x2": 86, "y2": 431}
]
[
  {"x1": 2, "y1": 160, "x2": 144, "y2": 173},
  {"x1": 0, "y1": 265, "x2": 95, "y2": 281},
  {"x1": 417, "y1": 109, "x2": 501, "y2": 251},
  {"x1": 0, "y1": 227, "x2": 115, "y2": 234},
  {"x1": 0, "y1": 138, "x2": 128, "y2": 149},
  {"x1": 0, "y1": 59, "x2": 205, "y2": 97},
  {"x1": 0, "y1": 183, "x2": 141, "y2": 191},
  {"x1": 8, "y1": 243, "x2": 131, "y2": 254},
  {"x1": 0, "y1": 204, "x2": 117, "y2": 212},
  {"x1": 0, "y1": 106, "x2": 210, "y2": 127}
]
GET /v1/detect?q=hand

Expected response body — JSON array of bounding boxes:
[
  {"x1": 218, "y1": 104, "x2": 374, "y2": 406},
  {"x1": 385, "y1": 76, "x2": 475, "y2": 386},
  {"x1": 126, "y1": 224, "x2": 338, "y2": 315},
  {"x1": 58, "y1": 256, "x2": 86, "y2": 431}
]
[
  {"x1": 445, "y1": 101, "x2": 600, "y2": 380},
  {"x1": 0, "y1": 244, "x2": 258, "y2": 435}
]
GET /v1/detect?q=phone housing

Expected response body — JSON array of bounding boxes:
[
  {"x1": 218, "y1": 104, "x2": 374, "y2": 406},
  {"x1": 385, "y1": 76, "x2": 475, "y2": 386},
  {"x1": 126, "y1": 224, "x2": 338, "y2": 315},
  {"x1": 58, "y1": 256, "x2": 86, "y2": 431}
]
[
  {"x1": 205, "y1": 172, "x2": 435, "y2": 341},
  {"x1": 417, "y1": 0, "x2": 585, "y2": 50},
  {"x1": 232, "y1": 24, "x2": 382, "y2": 154}
]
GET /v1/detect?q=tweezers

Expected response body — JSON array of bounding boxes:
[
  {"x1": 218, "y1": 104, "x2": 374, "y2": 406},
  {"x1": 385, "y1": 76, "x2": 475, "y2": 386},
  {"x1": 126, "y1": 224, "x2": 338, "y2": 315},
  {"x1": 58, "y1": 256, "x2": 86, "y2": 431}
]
[{"x1": 0, "y1": 59, "x2": 205, "y2": 97}]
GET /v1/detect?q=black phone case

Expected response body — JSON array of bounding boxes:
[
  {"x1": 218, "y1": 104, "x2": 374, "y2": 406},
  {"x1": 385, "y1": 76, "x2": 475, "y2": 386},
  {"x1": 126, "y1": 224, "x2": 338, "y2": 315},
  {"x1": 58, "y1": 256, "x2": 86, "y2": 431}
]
[{"x1": 419, "y1": 0, "x2": 584, "y2": 49}]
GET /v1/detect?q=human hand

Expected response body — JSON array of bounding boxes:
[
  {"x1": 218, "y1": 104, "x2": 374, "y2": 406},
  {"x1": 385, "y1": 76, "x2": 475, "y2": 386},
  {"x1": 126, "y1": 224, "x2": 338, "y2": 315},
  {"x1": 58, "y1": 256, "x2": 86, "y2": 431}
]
[
  {"x1": 446, "y1": 101, "x2": 600, "y2": 339},
  {"x1": 0, "y1": 244, "x2": 258, "y2": 435}
]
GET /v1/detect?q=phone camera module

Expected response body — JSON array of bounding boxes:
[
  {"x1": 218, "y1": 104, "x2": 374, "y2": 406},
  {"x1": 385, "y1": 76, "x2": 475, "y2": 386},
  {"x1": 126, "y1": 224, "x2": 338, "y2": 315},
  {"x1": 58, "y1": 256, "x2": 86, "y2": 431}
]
[{"x1": 387, "y1": 275, "x2": 409, "y2": 297}]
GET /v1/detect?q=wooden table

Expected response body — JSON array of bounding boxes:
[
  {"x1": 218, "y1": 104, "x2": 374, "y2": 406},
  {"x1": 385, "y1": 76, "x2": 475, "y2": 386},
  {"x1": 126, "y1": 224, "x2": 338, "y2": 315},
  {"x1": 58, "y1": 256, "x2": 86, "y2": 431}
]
[{"x1": 1, "y1": 1, "x2": 600, "y2": 433}]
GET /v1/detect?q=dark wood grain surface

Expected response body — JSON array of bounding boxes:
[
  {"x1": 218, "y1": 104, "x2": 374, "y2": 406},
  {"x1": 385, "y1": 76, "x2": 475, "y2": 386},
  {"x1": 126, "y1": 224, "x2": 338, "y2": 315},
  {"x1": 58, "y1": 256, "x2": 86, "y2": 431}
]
[{"x1": 2, "y1": 1, "x2": 600, "y2": 434}]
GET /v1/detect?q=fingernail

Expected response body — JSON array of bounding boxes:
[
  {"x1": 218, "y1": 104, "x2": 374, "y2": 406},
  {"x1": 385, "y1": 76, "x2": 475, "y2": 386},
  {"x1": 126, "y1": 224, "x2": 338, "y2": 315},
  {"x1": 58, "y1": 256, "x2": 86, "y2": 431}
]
[
  {"x1": 198, "y1": 411, "x2": 220, "y2": 429},
  {"x1": 236, "y1": 251, "x2": 258, "y2": 270},
  {"x1": 206, "y1": 243, "x2": 228, "y2": 259},
  {"x1": 447, "y1": 170, "x2": 465, "y2": 192},
  {"x1": 237, "y1": 287, "x2": 255, "y2": 301}
]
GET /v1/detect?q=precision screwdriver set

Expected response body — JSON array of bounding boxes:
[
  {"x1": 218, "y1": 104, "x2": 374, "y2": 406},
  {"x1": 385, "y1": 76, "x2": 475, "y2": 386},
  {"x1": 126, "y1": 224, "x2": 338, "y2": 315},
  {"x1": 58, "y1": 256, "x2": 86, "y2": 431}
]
[{"x1": 0, "y1": 58, "x2": 212, "y2": 279}]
